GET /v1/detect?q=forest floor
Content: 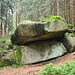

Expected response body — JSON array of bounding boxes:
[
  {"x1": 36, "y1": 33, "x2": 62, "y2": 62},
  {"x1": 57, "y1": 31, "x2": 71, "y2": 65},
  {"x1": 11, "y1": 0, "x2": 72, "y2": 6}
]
[{"x1": 0, "y1": 51, "x2": 75, "y2": 75}]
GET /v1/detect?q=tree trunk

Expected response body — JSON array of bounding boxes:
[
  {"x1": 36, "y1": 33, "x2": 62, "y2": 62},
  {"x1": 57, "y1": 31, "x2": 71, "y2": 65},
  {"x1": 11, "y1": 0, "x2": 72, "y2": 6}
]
[
  {"x1": 1, "y1": 4, "x2": 3, "y2": 35},
  {"x1": 57, "y1": 0, "x2": 60, "y2": 15},
  {"x1": 70, "y1": 0, "x2": 74, "y2": 26}
]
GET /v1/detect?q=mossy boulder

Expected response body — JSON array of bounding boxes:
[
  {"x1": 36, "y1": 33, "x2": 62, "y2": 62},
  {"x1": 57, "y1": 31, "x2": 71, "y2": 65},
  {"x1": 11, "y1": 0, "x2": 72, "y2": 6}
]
[{"x1": 11, "y1": 20, "x2": 68, "y2": 45}]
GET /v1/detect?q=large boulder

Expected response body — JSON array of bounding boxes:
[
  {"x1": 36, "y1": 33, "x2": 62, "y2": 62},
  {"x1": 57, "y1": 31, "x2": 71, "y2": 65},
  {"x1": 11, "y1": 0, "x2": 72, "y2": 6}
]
[
  {"x1": 21, "y1": 41, "x2": 67, "y2": 64},
  {"x1": 61, "y1": 36, "x2": 75, "y2": 52},
  {"x1": 11, "y1": 20, "x2": 68, "y2": 45}
]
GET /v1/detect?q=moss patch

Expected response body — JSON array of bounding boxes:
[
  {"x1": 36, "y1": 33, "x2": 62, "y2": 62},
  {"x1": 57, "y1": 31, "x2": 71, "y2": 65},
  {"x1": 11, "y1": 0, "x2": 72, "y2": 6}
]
[
  {"x1": 44, "y1": 15, "x2": 66, "y2": 25},
  {"x1": 67, "y1": 23, "x2": 73, "y2": 29},
  {"x1": 65, "y1": 32, "x2": 75, "y2": 37}
]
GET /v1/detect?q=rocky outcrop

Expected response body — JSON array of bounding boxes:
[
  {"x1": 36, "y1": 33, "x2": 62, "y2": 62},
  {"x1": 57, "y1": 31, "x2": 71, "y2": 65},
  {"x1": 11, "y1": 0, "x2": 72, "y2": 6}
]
[
  {"x1": 11, "y1": 20, "x2": 68, "y2": 45},
  {"x1": 11, "y1": 19, "x2": 68, "y2": 64},
  {"x1": 21, "y1": 41, "x2": 67, "y2": 64},
  {"x1": 61, "y1": 36, "x2": 75, "y2": 52}
]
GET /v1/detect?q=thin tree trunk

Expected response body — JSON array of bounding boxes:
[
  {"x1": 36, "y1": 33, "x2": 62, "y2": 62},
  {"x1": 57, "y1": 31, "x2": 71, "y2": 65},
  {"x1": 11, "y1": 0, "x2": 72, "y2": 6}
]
[
  {"x1": 70, "y1": 0, "x2": 74, "y2": 26},
  {"x1": 5, "y1": 8, "x2": 9, "y2": 37},
  {"x1": 1, "y1": 4, "x2": 3, "y2": 35},
  {"x1": 57, "y1": 0, "x2": 60, "y2": 15}
]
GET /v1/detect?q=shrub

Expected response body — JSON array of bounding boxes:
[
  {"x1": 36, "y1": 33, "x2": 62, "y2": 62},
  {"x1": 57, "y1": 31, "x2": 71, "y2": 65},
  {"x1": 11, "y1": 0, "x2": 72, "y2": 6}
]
[
  {"x1": 0, "y1": 36, "x2": 11, "y2": 55},
  {"x1": 37, "y1": 61, "x2": 75, "y2": 75},
  {"x1": 9, "y1": 46, "x2": 23, "y2": 65},
  {"x1": 0, "y1": 46, "x2": 23, "y2": 68},
  {"x1": 0, "y1": 59, "x2": 12, "y2": 67}
]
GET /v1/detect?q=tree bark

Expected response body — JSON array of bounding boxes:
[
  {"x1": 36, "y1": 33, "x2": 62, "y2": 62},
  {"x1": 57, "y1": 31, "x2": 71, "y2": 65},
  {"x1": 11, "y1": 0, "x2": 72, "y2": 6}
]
[
  {"x1": 57, "y1": 0, "x2": 60, "y2": 15},
  {"x1": 1, "y1": 4, "x2": 3, "y2": 35}
]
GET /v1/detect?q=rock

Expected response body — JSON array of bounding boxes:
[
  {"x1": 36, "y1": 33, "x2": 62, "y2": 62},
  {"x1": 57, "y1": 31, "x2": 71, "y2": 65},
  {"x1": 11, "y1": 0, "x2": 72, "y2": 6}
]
[
  {"x1": 15, "y1": 21, "x2": 46, "y2": 37},
  {"x1": 45, "y1": 19, "x2": 68, "y2": 32},
  {"x1": 11, "y1": 20, "x2": 68, "y2": 45},
  {"x1": 21, "y1": 41, "x2": 67, "y2": 64},
  {"x1": 61, "y1": 36, "x2": 75, "y2": 52}
]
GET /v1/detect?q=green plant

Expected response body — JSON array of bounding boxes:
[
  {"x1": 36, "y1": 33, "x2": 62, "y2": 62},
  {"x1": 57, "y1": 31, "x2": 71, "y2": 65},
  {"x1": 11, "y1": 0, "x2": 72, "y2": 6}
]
[
  {"x1": 37, "y1": 61, "x2": 75, "y2": 75},
  {"x1": 0, "y1": 36, "x2": 11, "y2": 55},
  {"x1": 0, "y1": 59, "x2": 12, "y2": 67},
  {"x1": 44, "y1": 15, "x2": 66, "y2": 24},
  {"x1": 65, "y1": 32, "x2": 75, "y2": 37},
  {"x1": 0, "y1": 46, "x2": 23, "y2": 68},
  {"x1": 10, "y1": 46, "x2": 22, "y2": 65},
  {"x1": 67, "y1": 24, "x2": 73, "y2": 29}
]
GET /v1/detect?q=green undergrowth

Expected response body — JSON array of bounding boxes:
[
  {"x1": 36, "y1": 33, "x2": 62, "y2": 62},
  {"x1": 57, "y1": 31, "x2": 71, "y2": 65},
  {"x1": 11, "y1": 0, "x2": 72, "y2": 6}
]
[
  {"x1": 0, "y1": 36, "x2": 11, "y2": 55},
  {"x1": 10, "y1": 49, "x2": 22, "y2": 66},
  {"x1": 0, "y1": 58, "x2": 23, "y2": 68},
  {"x1": 44, "y1": 15, "x2": 66, "y2": 24},
  {"x1": 36, "y1": 61, "x2": 75, "y2": 75},
  {"x1": 9, "y1": 46, "x2": 24, "y2": 68},
  {"x1": 0, "y1": 59, "x2": 12, "y2": 68},
  {"x1": 0, "y1": 46, "x2": 24, "y2": 68}
]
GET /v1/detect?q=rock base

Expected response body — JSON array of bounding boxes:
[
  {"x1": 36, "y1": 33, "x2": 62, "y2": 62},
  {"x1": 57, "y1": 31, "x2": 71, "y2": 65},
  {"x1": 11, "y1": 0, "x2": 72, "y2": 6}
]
[{"x1": 21, "y1": 41, "x2": 67, "y2": 64}]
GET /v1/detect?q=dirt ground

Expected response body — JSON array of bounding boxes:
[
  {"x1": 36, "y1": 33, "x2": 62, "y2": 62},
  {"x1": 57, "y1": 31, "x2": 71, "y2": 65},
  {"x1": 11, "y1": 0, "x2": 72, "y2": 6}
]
[{"x1": 0, "y1": 51, "x2": 75, "y2": 75}]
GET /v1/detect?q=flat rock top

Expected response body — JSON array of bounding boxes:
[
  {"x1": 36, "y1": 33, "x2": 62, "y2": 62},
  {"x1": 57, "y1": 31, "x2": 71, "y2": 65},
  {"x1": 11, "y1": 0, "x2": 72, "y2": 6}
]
[
  {"x1": 11, "y1": 20, "x2": 68, "y2": 45},
  {"x1": 15, "y1": 19, "x2": 68, "y2": 37}
]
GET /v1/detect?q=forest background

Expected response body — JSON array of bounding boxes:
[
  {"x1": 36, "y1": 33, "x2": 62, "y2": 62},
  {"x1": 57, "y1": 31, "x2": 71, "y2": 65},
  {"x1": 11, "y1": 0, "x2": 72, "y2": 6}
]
[{"x1": 0, "y1": 0, "x2": 75, "y2": 37}]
